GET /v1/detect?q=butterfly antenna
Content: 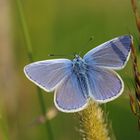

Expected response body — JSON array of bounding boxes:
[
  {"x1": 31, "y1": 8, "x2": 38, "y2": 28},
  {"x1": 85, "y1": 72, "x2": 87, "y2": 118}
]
[
  {"x1": 48, "y1": 54, "x2": 74, "y2": 57},
  {"x1": 79, "y1": 36, "x2": 94, "y2": 55}
]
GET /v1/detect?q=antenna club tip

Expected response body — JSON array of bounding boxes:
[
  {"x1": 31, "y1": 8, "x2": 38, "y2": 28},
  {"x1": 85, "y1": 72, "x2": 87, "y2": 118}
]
[
  {"x1": 48, "y1": 54, "x2": 54, "y2": 56},
  {"x1": 89, "y1": 36, "x2": 94, "y2": 41}
]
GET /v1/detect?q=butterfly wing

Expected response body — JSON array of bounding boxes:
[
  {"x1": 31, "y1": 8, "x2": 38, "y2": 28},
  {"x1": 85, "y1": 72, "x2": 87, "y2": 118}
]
[
  {"x1": 86, "y1": 66, "x2": 123, "y2": 102},
  {"x1": 24, "y1": 59, "x2": 72, "y2": 92},
  {"x1": 54, "y1": 72, "x2": 88, "y2": 112},
  {"x1": 84, "y1": 35, "x2": 132, "y2": 69}
]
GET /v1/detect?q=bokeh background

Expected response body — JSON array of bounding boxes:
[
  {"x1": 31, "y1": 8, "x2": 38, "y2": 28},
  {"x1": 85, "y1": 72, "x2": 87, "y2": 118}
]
[{"x1": 0, "y1": 0, "x2": 140, "y2": 140}]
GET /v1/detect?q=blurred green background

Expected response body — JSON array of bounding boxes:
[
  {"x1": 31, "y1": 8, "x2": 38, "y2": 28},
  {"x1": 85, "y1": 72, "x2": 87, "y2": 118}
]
[{"x1": 0, "y1": 0, "x2": 140, "y2": 140}]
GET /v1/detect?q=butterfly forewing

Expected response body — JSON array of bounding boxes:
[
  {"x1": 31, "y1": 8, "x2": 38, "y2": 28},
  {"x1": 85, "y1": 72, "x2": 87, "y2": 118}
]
[
  {"x1": 84, "y1": 35, "x2": 132, "y2": 69},
  {"x1": 24, "y1": 59, "x2": 72, "y2": 92}
]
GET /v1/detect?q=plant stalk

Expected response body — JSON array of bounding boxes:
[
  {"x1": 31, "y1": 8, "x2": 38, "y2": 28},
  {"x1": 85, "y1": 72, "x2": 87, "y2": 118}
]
[{"x1": 16, "y1": 0, "x2": 54, "y2": 139}]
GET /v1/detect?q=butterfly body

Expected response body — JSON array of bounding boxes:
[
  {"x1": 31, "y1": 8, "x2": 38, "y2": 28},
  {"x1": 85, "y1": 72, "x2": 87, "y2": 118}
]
[
  {"x1": 24, "y1": 35, "x2": 132, "y2": 112},
  {"x1": 72, "y1": 56, "x2": 89, "y2": 98}
]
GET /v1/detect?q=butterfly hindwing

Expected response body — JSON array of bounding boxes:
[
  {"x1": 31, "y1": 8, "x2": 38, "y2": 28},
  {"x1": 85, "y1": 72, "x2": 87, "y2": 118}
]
[
  {"x1": 54, "y1": 72, "x2": 88, "y2": 112},
  {"x1": 84, "y1": 35, "x2": 132, "y2": 69},
  {"x1": 86, "y1": 66, "x2": 123, "y2": 102},
  {"x1": 24, "y1": 59, "x2": 72, "y2": 92}
]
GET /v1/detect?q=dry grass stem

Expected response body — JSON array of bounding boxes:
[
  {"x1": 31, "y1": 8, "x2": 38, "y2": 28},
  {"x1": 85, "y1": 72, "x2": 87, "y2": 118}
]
[
  {"x1": 78, "y1": 102, "x2": 110, "y2": 140},
  {"x1": 129, "y1": 37, "x2": 140, "y2": 128},
  {"x1": 131, "y1": 0, "x2": 140, "y2": 34}
]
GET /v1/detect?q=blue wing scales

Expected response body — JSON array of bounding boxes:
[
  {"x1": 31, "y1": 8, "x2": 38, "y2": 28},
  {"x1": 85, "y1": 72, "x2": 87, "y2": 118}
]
[
  {"x1": 86, "y1": 66, "x2": 123, "y2": 102},
  {"x1": 84, "y1": 35, "x2": 132, "y2": 69},
  {"x1": 54, "y1": 72, "x2": 88, "y2": 112},
  {"x1": 24, "y1": 59, "x2": 72, "y2": 92}
]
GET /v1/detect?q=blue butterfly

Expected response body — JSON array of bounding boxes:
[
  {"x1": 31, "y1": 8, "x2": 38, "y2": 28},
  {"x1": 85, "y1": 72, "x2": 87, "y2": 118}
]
[{"x1": 24, "y1": 35, "x2": 132, "y2": 113}]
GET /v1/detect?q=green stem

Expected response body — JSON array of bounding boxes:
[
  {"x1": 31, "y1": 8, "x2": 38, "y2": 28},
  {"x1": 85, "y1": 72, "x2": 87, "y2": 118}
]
[
  {"x1": 15, "y1": 0, "x2": 33, "y2": 62},
  {"x1": 16, "y1": 0, "x2": 54, "y2": 139},
  {"x1": 37, "y1": 88, "x2": 54, "y2": 139}
]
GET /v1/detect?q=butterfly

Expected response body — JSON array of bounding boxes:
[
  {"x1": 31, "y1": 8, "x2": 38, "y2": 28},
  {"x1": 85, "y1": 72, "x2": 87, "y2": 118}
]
[{"x1": 24, "y1": 35, "x2": 132, "y2": 113}]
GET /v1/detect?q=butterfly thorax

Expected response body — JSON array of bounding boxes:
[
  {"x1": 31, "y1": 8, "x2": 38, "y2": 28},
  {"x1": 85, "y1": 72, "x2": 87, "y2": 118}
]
[{"x1": 72, "y1": 55, "x2": 87, "y2": 75}]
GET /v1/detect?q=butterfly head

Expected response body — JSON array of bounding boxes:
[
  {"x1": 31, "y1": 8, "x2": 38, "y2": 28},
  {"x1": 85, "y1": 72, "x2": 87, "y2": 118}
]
[
  {"x1": 73, "y1": 54, "x2": 83, "y2": 63},
  {"x1": 74, "y1": 54, "x2": 81, "y2": 60},
  {"x1": 73, "y1": 54, "x2": 86, "y2": 71}
]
